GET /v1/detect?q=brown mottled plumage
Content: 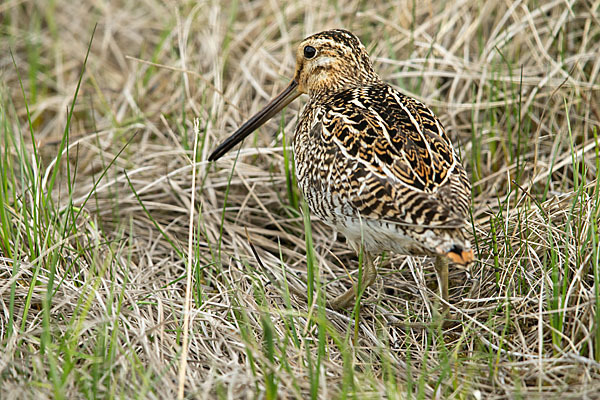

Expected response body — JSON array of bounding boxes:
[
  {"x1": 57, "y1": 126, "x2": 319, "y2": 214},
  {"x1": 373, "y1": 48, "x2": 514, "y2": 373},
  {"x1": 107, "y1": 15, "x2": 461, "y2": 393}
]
[{"x1": 209, "y1": 29, "x2": 473, "y2": 311}]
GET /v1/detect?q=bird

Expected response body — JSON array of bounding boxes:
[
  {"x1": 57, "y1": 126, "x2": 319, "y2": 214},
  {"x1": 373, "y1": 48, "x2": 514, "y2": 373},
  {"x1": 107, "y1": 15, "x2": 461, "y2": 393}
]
[{"x1": 208, "y1": 29, "x2": 473, "y2": 312}]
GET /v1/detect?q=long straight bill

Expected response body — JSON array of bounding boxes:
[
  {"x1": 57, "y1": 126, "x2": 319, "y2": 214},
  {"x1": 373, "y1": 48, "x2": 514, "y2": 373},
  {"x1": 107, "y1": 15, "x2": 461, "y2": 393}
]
[{"x1": 208, "y1": 80, "x2": 300, "y2": 161}]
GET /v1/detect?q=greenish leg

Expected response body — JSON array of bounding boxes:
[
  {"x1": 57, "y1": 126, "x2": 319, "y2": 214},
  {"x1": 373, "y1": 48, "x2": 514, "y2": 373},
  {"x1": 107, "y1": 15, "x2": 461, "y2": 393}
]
[
  {"x1": 434, "y1": 255, "x2": 449, "y2": 315},
  {"x1": 330, "y1": 252, "x2": 377, "y2": 310}
]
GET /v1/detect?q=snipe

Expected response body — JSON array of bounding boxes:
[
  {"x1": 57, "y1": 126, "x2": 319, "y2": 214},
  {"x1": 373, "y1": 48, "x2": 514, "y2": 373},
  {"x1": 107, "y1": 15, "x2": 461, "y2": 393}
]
[{"x1": 209, "y1": 29, "x2": 473, "y2": 312}]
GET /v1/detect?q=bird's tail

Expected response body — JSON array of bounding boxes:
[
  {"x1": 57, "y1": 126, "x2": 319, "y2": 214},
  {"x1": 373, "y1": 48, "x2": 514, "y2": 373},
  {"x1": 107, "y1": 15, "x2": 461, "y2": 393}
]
[{"x1": 446, "y1": 247, "x2": 474, "y2": 265}]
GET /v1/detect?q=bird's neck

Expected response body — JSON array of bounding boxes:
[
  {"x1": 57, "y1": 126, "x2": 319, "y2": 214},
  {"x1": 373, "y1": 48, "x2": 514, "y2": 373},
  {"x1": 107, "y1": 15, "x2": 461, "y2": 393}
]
[{"x1": 308, "y1": 75, "x2": 381, "y2": 102}]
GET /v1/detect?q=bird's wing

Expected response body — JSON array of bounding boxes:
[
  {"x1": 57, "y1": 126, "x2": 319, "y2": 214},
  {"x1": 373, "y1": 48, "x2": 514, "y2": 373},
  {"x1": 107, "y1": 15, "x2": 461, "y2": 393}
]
[{"x1": 318, "y1": 82, "x2": 471, "y2": 228}]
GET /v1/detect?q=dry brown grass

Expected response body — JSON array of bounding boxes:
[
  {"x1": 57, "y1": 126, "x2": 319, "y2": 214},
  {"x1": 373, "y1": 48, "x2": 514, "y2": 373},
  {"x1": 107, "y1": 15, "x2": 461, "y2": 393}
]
[{"x1": 1, "y1": 0, "x2": 600, "y2": 398}]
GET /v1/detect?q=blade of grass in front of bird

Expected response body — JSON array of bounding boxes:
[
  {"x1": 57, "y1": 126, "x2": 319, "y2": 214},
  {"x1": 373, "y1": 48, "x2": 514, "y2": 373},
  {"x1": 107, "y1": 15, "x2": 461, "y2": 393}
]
[{"x1": 282, "y1": 113, "x2": 299, "y2": 211}]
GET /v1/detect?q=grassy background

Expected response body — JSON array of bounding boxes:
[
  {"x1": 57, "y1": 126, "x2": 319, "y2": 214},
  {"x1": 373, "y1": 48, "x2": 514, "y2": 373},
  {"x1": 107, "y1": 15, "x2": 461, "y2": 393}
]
[{"x1": 1, "y1": 0, "x2": 600, "y2": 398}]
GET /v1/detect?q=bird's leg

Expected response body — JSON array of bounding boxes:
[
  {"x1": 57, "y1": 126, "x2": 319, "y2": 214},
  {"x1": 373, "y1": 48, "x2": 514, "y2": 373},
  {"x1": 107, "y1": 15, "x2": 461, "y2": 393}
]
[
  {"x1": 329, "y1": 252, "x2": 377, "y2": 310},
  {"x1": 389, "y1": 255, "x2": 453, "y2": 330},
  {"x1": 390, "y1": 256, "x2": 462, "y2": 330},
  {"x1": 433, "y1": 255, "x2": 449, "y2": 315}
]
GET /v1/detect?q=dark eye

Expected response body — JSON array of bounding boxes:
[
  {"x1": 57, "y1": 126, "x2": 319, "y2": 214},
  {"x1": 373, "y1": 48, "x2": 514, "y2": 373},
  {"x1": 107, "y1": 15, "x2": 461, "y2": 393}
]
[{"x1": 303, "y1": 45, "x2": 316, "y2": 59}]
